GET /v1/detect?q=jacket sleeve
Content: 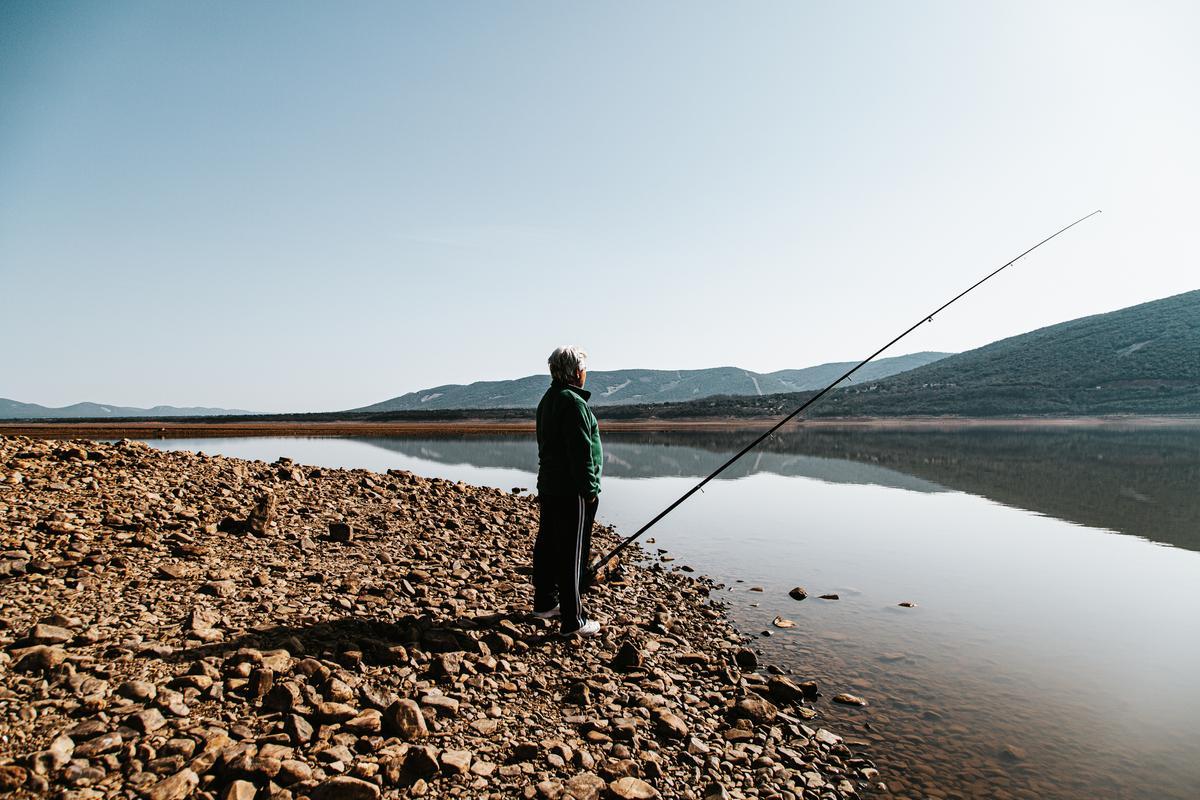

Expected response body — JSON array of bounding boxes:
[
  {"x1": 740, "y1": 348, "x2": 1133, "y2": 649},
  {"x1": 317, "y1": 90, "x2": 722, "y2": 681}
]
[{"x1": 561, "y1": 395, "x2": 598, "y2": 497}]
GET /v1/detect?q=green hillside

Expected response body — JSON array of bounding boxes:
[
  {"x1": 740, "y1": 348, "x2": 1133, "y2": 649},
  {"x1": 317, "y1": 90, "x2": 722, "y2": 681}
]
[
  {"x1": 594, "y1": 289, "x2": 1200, "y2": 419},
  {"x1": 828, "y1": 288, "x2": 1200, "y2": 416}
]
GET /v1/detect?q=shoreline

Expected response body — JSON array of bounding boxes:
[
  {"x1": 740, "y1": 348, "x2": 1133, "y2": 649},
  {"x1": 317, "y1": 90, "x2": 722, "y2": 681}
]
[
  {"x1": 2, "y1": 414, "x2": 1198, "y2": 439},
  {"x1": 0, "y1": 434, "x2": 872, "y2": 799}
]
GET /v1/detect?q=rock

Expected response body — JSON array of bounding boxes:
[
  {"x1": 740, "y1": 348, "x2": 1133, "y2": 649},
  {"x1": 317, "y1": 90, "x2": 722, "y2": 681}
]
[
  {"x1": 278, "y1": 760, "x2": 313, "y2": 785},
  {"x1": 612, "y1": 641, "x2": 643, "y2": 671},
  {"x1": 342, "y1": 708, "x2": 382, "y2": 735},
  {"x1": 732, "y1": 697, "x2": 778, "y2": 724},
  {"x1": 264, "y1": 682, "x2": 304, "y2": 712},
  {"x1": 608, "y1": 777, "x2": 659, "y2": 799},
  {"x1": 37, "y1": 735, "x2": 75, "y2": 772},
  {"x1": 431, "y1": 652, "x2": 462, "y2": 679},
  {"x1": 132, "y1": 708, "x2": 168, "y2": 733},
  {"x1": 223, "y1": 780, "x2": 257, "y2": 800},
  {"x1": 818, "y1": 593, "x2": 839, "y2": 600},
  {"x1": 327, "y1": 522, "x2": 354, "y2": 542},
  {"x1": 74, "y1": 732, "x2": 123, "y2": 759},
  {"x1": 65, "y1": 719, "x2": 107, "y2": 740},
  {"x1": 832, "y1": 693, "x2": 867, "y2": 706},
  {"x1": 146, "y1": 768, "x2": 199, "y2": 800},
  {"x1": 767, "y1": 676, "x2": 813, "y2": 704},
  {"x1": 158, "y1": 563, "x2": 190, "y2": 579},
  {"x1": 201, "y1": 579, "x2": 236, "y2": 597},
  {"x1": 29, "y1": 623, "x2": 74, "y2": 644},
  {"x1": 814, "y1": 728, "x2": 842, "y2": 746},
  {"x1": 1000, "y1": 744, "x2": 1027, "y2": 761},
  {"x1": 308, "y1": 776, "x2": 381, "y2": 800},
  {"x1": 285, "y1": 713, "x2": 314, "y2": 745},
  {"x1": 403, "y1": 745, "x2": 441, "y2": 777},
  {"x1": 440, "y1": 749, "x2": 472, "y2": 775},
  {"x1": 653, "y1": 710, "x2": 688, "y2": 740},
  {"x1": 12, "y1": 645, "x2": 66, "y2": 673},
  {"x1": 0, "y1": 766, "x2": 28, "y2": 792},
  {"x1": 247, "y1": 493, "x2": 276, "y2": 535},
  {"x1": 316, "y1": 701, "x2": 358, "y2": 723},
  {"x1": 898, "y1": 601, "x2": 917, "y2": 607},
  {"x1": 384, "y1": 698, "x2": 427, "y2": 740},
  {"x1": 771, "y1": 616, "x2": 795, "y2": 628},
  {"x1": 118, "y1": 679, "x2": 158, "y2": 702},
  {"x1": 788, "y1": 586, "x2": 809, "y2": 600},
  {"x1": 564, "y1": 771, "x2": 606, "y2": 800},
  {"x1": 703, "y1": 785, "x2": 730, "y2": 800},
  {"x1": 734, "y1": 648, "x2": 758, "y2": 671},
  {"x1": 420, "y1": 694, "x2": 459, "y2": 716}
]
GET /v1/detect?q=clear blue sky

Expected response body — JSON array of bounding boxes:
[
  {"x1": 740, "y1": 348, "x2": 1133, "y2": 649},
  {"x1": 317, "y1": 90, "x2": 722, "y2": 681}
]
[{"x1": 2, "y1": 1, "x2": 1196, "y2": 411}]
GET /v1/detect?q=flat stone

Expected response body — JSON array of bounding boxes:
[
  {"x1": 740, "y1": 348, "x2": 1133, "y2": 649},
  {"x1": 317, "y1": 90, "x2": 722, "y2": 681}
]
[
  {"x1": 201, "y1": 579, "x2": 236, "y2": 597},
  {"x1": 308, "y1": 776, "x2": 381, "y2": 800},
  {"x1": 342, "y1": 708, "x2": 382, "y2": 735},
  {"x1": 609, "y1": 776, "x2": 659, "y2": 799},
  {"x1": 146, "y1": 768, "x2": 199, "y2": 800},
  {"x1": 814, "y1": 728, "x2": 842, "y2": 746},
  {"x1": 29, "y1": 623, "x2": 74, "y2": 644},
  {"x1": 564, "y1": 771, "x2": 606, "y2": 800},
  {"x1": 74, "y1": 732, "x2": 123, "y2": 759},
  {"x1": 440, "y1": 749, "x2": 472, "y2": 775},
  {"x1": 132, "y1": 708, "x2": 168, "y2": 733}
]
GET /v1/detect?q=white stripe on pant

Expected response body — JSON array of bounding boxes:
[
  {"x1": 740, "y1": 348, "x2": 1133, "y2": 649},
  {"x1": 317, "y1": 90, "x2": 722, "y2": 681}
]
[{"x1": 573, "y1": 494, "x2": 584, "y2": 630}]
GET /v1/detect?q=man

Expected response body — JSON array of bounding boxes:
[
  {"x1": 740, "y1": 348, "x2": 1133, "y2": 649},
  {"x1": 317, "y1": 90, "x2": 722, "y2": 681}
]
[{"x1": 532, "y1": 345, "x2": 603, "y2": 638}]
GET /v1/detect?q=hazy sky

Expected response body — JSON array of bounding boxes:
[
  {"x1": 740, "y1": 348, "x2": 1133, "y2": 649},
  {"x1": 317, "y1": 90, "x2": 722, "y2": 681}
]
[{"x1": 2, "y1": 1, "x2": 1196, "y2": 411}]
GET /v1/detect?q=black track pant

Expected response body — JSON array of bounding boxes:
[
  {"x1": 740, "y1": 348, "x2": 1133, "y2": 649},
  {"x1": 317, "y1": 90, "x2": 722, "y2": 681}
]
[{"x1": 533, "y1": 494, "x2": 598, "y2": 632}]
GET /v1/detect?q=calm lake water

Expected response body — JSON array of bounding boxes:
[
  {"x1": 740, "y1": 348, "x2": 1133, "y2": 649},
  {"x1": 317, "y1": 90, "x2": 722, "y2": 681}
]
[{"x1": 143, "y1": 428, "x2": 1200, "y2": 800}]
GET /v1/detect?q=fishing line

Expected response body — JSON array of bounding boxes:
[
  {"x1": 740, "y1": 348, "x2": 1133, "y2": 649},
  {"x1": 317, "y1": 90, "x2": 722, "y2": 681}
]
[{"x1": 587, "y1": 210, "x2": 1102, "y2": 577}]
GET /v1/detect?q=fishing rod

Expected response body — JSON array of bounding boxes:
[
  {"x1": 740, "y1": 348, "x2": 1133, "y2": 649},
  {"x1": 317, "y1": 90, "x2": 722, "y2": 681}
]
[{"x1": 587, "y1": 209, "x2": 1102, "y2": 577}]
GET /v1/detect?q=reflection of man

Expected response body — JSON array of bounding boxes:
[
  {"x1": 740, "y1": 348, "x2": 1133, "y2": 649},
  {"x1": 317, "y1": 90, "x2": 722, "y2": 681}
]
[{"x1": 532, "y1": 345, "x2": 603, "y2": 638}]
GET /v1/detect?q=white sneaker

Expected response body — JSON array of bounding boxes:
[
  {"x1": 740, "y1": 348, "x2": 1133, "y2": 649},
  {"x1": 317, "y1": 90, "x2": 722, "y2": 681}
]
[
  {"x1": 532, "y1": 605, "x2": 560, "y2": 619},
  {"x1": 563, "y1": 619, "x2": 601, "y2": 638}
]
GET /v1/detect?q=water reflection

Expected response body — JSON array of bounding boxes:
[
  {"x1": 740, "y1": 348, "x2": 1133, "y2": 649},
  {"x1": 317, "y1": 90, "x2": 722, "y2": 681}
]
[{"x1": 362, "y1": 427, "x2": 1200, "y2": 551}]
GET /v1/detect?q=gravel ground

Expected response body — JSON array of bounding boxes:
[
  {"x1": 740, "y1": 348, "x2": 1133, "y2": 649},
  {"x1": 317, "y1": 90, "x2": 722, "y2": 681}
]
[{"x1": 0, "y1": 435, "x2": 881, "y2": 800}]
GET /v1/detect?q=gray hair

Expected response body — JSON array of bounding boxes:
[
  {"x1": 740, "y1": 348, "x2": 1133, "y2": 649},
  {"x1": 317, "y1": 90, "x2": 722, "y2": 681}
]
[{"x1": 548, "y1": 346, "x2": 588, "y2": 384}]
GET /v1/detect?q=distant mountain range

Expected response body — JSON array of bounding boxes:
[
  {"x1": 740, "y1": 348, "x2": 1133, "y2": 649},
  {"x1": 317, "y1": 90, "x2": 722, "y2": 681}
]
[
  {"x1": 6, "y1": 289, "x2": 1196, "y2": 422},
  {"x1": 592, "y1": 289, "x2": 1200, "y2": 419},
  {"x1": 352, "y1": 352, "x2": 952, "y2": 412},
  {"x1": 0, "y1": 399, "x2": 258, "y2": 421}
]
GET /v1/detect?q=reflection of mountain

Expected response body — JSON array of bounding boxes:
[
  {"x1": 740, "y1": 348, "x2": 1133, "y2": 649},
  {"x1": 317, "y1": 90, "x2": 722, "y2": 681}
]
[
  {"x1": 618, "y1": 429, "x2": 1200, "y2": 553},
  {"x1": 358, "y1": 437, "x2": 947, "y2": 493},
  {"x1": 360, "y1": 428, "x2": 1200, "y2": 552}
]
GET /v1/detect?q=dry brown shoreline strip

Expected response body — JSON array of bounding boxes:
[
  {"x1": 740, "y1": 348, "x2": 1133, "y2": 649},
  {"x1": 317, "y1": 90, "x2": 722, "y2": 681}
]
[
  {"x1": 0, "y1": 433, "x2": 876, "y2": 799},
  {"x1": 2, "y1": 414, "x2": 1197, "y2": 440}
]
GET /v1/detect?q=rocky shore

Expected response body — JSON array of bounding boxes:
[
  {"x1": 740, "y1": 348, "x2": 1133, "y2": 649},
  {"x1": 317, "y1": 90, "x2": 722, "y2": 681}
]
[{"x1": 0, "y1": 435, "x2": 880, "y2": 800}]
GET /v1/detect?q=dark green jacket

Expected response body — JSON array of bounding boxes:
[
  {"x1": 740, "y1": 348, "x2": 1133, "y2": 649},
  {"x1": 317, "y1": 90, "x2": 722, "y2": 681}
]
[{"x1": 536, "y1": 381, "x2": 602, "y2": 498}]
